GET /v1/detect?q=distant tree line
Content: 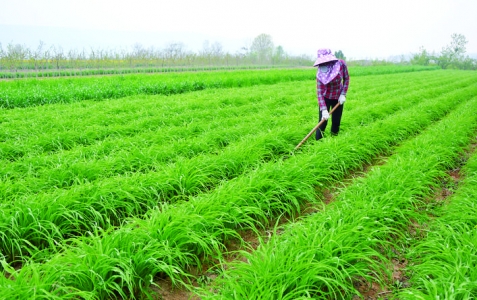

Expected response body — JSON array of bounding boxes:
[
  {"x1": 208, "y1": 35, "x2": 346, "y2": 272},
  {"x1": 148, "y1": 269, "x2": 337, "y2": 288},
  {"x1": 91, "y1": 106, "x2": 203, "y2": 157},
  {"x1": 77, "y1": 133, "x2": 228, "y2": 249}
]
[
  {"x1": 0, "y1": 33, "x2": 313, "y2": 74},
  {"x1": 411, "y1": 33, "x2": 476, "y2": 70}
]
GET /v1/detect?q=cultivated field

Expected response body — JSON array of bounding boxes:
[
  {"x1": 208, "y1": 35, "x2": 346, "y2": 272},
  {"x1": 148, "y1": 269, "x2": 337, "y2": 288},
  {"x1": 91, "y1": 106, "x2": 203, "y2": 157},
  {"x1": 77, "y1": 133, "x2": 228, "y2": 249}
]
[{"x1": 1, "y1": 66, "x2": 476, "y2": 299}]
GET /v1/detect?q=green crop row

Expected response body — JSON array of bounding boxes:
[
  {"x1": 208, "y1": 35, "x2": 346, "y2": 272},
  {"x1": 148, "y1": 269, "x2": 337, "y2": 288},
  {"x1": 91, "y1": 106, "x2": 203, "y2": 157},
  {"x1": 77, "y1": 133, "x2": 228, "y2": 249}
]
[
  {"x1": 0, "y1": 65, "x2": 439, "y2": 109},
  {"x1": 0, "y1": 71, "x2": 464, "y2": 265},
  {"x1": 0, "y1": 68, "x2": 316, "y2": 109},
  {"x1": 0, "y1": 70, "x2": 455, "y2": 162},
  {"x1": 0, "y1": 82, "x2": 312, "y2": 161},
  {"x1": 1, "y1": 71, "x2": 474, "y2": 299},
  {"x1": 0, "y1": 68, "x2": 312, "y2": 109},
  {"x1": 0, "y1": 64, "x2": 439, "y2": 80},
  {"x1": 0, "y1": 65, "x2": 293, "y2": 79},
  {"x1": 0, "y1": 81, "x2": 316, "y2": 261},
  {"x1": 0, "y1": 70, "x2": 453, "y2": 195},
  {"x1": 398, "y1": 148, "x2": 477, "y2": 298},
  {"x1": 0, "y1": 85, "x2": 309, "y2": 192},
  {"x1": 0, "y1": 71, "x2": 456, "y2": 196},
  {"x1": 203, "y1": 94, "x2": 477, "y2": 299}
]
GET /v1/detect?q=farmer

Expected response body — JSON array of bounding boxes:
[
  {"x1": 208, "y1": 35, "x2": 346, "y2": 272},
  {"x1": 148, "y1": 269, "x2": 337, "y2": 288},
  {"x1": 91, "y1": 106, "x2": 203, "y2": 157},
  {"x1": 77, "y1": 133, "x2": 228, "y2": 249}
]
[{"x1": 313, "y1": 49, "x2": 350, "y2": 140}]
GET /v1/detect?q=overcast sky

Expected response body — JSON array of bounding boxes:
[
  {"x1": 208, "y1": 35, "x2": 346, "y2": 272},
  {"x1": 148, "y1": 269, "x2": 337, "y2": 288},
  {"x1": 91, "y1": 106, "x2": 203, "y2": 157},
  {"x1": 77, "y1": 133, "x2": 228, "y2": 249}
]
[{"x1": 1, "y1": 0, "x2": 476, "y2": 60}]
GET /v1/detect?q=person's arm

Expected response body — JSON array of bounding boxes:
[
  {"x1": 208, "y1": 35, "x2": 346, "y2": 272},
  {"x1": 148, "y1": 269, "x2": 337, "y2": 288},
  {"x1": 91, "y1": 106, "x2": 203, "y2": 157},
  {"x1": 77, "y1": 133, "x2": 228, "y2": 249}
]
[{"x1": 340, "y1": 60, "x2": 350, "y2": 95}]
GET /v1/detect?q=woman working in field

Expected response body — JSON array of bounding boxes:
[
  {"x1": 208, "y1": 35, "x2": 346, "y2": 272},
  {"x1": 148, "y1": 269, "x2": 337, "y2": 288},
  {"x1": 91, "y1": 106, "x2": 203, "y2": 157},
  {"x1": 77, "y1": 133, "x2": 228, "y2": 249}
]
[{"x1": 313, "y1": 49, "x2": 350, "y2": 140}]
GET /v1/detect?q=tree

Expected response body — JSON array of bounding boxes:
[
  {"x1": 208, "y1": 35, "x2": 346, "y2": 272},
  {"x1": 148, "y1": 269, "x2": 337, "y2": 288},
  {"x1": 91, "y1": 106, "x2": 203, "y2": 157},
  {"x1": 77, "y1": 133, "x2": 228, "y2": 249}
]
[
  {"x1": 5, "y1": 43, "x2": 28, "y2": 72},
  {"x1": 0, "y1": 43, "x2": 5, "y2": 70},
  {"x1": 334, "y1": 50, "x2": 346, "y2": 60},
  {"x1": 210, "y1": 42, "x2": 223, "y2": 59},
  {"x1": 456, "y1": 55, "x2": 477, "y2": 70},
  {"x1": 68, "y1": 48, "x2": 80, "y2": 71},
  {"x1": 163, "y1": 42, "x2": 187, "y2": 65},
  {"x1": 272, "y1": 45, "x2": 286, "y2": 65},
  {"x1": 410, "y1": 46, "x2": 431, "y2": 66},
  {"x1": 31, "y1": 41, "x2": 45, "y2": 71},
  {"x1": 411, "y1": 34, "x2": 477, "y2": 69},
  {"x1": 250, "y1": 34, "x2": 274, "y2": 63},
  {"x1": 201, "y1": 40, "x2": 223, "y2": 65},
  {"x1": 132, "y1": 43, "x2": 146, "y2": 59},
  {"x1": 446, "y1": 33, "x2": 467, "y2": 56},
  {"x1": 201, "y1": 40, "x2": 213, "y2": 65},
  {"x1": 50, "y1": 45, "x2": 65, "y2": 70},
  {"x1": 438, "y1": 33, "x2": 468, "y2": 69}
]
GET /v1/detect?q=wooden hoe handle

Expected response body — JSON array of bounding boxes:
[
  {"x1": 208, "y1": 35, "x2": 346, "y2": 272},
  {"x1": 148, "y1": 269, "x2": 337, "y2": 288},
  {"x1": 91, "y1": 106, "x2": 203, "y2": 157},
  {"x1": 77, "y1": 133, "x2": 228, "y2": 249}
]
[{"x1": 293, "y1": 103, "x2": 341, "y2": 151}]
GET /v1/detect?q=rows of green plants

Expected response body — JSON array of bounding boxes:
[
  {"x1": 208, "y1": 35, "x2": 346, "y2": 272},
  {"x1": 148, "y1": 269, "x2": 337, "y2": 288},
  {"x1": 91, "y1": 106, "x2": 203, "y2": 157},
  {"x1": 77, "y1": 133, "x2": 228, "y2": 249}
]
[
  {"x1": 0, "y1": 68, "x2": 312, "y2": 109},
  {"x1": 0, "y1": 71, "x2": 455, "y2": 196},
  {"x1": 0, "y1": 69, "x2": 454, "y2": 162},
  {"x1": 0, "y1": 65, "x2": 439, "y2": 109},
  {"x1": 1, "y1": 120, "x2": 298, "y2": 259},
  {"x1": 0, "y1": 121, "x2": 306, "y2": 262},
  {"x1": 1, "y1": 71, "x2": 474, "y2": 299},
  {"x1": 0, "y1": 64, "x2": 287, "y2": 79},
  {"x1": 398, "y1": 147, "x2": 477, "y2": 298},
  {"x1": 0, "y1": 71, "x2": 461, "y2": 265},
  {"x1": 1, "y1": 69, "x2": 451, "y2": 195},
  {"x1": 0, "y1": 83, "x2": 308, "y2": 172},
  {"x1": 201, "y1": 94, "x2": 477, "y2": 299},
  {"x1": 0, "y1": 81, "x2": 315, "y2": 161},
  {"x1": 0, "y1": 64, "x2": 438, "y2": 81}
]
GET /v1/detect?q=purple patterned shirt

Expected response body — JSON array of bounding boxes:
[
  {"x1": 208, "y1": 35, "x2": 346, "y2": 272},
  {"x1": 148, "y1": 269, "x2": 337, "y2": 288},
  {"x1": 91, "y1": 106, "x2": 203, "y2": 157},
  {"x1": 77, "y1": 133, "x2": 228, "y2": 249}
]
[{"x1": 316, "y1": 59, "x2": 350, "y2": 111}]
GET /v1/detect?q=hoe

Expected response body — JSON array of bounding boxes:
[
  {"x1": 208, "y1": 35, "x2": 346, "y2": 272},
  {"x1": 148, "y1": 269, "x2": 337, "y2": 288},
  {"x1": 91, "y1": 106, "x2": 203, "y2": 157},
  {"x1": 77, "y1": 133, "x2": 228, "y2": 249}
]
[{"x1": 293, "y1": 102, "x2": 341, "y2": 151}]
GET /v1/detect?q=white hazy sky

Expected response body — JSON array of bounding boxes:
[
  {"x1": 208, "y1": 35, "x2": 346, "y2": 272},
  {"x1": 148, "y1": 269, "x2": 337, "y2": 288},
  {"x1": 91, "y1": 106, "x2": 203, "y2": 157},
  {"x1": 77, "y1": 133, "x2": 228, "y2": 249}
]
[{"x1": 1, "y1": 0, "x2": 476, "y2": 60}]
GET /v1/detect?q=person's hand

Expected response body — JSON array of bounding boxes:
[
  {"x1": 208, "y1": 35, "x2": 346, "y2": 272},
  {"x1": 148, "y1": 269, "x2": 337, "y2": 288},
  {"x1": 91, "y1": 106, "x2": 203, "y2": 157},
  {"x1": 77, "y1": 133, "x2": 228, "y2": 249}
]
[
  {"x1": 339, "y1": 94, "x2": 346, "y2": 105},
  {"x1": 321, "y1": 110, "x2": 330, "y2": 121}
]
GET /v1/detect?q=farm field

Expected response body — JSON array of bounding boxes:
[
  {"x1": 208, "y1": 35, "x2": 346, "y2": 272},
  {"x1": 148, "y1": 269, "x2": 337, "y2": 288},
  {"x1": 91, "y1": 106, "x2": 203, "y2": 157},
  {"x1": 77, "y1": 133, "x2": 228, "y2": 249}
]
[{"x1": 0, "y1": 66, "x2": 476, "y2": 299}]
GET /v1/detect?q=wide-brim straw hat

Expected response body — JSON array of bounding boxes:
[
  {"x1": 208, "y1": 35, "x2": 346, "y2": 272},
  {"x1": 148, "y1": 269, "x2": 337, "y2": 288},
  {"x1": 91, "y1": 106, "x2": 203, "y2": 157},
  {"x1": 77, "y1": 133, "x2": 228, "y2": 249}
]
[{"x1": 313, "y1": 48, "x2": 338, "y2": 67}]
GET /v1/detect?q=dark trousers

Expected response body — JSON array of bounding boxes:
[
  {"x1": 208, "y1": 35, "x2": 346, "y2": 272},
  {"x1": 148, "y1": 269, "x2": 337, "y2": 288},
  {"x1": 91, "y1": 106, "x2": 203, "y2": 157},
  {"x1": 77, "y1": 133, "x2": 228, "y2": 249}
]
[{"x1": 316, "y1": 98, "x2": 344, "y2": 140}]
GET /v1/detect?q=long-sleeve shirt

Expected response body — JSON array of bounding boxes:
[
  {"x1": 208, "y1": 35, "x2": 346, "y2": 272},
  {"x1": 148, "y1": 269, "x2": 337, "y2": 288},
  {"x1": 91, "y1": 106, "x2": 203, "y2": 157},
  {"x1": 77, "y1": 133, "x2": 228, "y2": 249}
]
[{"x1": 316, "y1": 59, "x2": 350, "y2": 111}]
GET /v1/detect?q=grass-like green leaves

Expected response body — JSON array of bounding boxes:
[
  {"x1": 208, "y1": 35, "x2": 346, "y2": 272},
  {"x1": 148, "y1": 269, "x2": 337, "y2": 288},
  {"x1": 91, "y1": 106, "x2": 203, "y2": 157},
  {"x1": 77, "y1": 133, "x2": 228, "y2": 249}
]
[
  {"x1": 0, "y1": 69, "x2": 315, "y2": 108},
  {"x1": 398, "y1": 148, "x2": 477, "y2": 299},
  {"x1": 0, "y1": 67, "x2": 476, "y2": 299},
  {"x1": 0, "y1": 65, "x2": 438, "y2": 108},
  {"x1": 203, "y1": 93, "x2": 477, "y2": 299},
  {"x1": 1, "y1": 70, "x2": 458, "y2": 264}
]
